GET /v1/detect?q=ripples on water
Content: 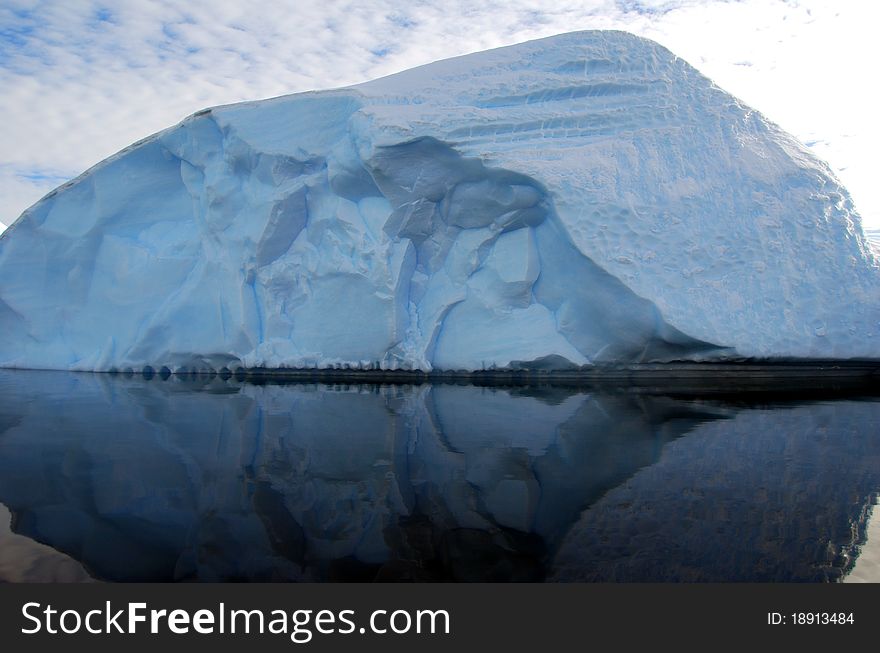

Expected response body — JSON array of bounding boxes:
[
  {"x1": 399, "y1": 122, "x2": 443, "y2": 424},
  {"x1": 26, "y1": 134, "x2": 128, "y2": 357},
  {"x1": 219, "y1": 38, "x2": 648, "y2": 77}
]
[{"x1": 0, "y1": 369, "x2": 877, "y2": 582}]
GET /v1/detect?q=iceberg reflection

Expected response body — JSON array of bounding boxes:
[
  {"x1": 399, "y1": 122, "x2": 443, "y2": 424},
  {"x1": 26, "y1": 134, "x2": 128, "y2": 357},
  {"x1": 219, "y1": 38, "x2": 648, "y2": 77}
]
[{"x1": 0, "y1": 370, "x2": 877, "y2": 582}]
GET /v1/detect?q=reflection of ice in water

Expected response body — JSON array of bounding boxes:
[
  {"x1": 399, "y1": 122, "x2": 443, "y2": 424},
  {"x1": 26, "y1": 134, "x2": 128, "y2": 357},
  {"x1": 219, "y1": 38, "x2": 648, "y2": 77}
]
[
  {"x1": 551, "y1": 402, "x2": 880, "y2": 582},
  {"x1": 0, "y1": 503, "x2": 94, "y2": 583},
  {"x1": 0, "y1": 370, "x2": 879, "y2": 582},
  {"x1": 844, "y1": 498, "x2": 880, "y2": 583}
]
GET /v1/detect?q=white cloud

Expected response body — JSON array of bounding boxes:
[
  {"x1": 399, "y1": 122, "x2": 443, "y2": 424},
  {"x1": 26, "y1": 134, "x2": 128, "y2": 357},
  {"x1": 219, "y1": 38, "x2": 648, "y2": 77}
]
[{"x1": 0, "y1": 0, "x2": 877, "y2": 234}]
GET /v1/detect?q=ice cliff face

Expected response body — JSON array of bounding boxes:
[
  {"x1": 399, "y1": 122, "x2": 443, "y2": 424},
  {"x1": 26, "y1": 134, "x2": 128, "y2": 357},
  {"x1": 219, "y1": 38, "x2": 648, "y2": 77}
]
[{"x1": 0, "y1": 30, "x2": 877, "y2": 372}]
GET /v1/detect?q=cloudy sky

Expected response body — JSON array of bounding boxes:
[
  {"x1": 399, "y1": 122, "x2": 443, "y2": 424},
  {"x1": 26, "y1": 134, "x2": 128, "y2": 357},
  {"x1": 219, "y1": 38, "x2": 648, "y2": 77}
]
[{"x1": 1, "y1": 0, "x2": 878, "y2": 232}]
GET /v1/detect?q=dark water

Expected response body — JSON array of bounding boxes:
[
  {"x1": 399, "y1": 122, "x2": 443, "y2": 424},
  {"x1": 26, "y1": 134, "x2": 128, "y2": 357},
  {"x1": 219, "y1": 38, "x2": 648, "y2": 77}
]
[{"x1": 0, "y1": 369, "x2": 878, "y2": 582}]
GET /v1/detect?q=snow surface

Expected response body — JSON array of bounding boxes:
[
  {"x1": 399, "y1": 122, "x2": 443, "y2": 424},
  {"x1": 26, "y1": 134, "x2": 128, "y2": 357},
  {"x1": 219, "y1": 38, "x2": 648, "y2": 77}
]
[
  {"x1": 0, "y1": 30, "x2": 878, "y2": 372},
  {"x1": 867, "y1": 229, "x2": 880, "y2": 256}
]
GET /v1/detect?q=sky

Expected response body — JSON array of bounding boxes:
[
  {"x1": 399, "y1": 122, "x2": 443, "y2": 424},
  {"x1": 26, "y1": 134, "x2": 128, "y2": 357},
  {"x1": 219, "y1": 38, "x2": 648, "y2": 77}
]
[{"x1": 1, "y1": 0, "x2": 878, "y2": 233}]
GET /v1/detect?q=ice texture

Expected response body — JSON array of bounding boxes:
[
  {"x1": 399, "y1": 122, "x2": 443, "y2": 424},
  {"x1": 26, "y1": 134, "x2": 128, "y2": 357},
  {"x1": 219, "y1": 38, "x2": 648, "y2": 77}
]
[
  {"x1": 0, "y1": 30, "x2": 878, "y2": 372},
  {"x1": 867, "y1": 229, "x2": 880, "y2": 256}
]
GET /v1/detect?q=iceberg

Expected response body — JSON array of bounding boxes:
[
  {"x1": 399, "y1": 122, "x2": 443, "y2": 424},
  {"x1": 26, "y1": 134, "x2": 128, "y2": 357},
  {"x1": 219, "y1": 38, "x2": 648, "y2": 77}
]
[{"x1": 0, "y1": 30, "x2": 877, "y2": 372}]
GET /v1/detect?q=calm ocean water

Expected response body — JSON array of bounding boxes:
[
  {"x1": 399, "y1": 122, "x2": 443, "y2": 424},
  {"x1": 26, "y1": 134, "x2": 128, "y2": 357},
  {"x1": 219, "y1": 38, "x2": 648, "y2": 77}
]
[{"x1": 0, "y1": 369, "x2": 877, "y2": 582}]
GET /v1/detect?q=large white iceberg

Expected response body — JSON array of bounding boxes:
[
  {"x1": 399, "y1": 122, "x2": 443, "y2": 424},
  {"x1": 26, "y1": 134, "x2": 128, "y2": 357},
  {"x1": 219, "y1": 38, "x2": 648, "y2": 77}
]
[{"x1": 0, "y1": 30, "x2": 877, "y2": 372}]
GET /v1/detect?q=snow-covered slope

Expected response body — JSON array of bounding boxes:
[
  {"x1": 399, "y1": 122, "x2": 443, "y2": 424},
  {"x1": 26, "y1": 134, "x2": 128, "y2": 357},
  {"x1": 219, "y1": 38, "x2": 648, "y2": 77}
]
[{"x1": 0, "y1": 31, "x2": 877, "y2": 372}]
